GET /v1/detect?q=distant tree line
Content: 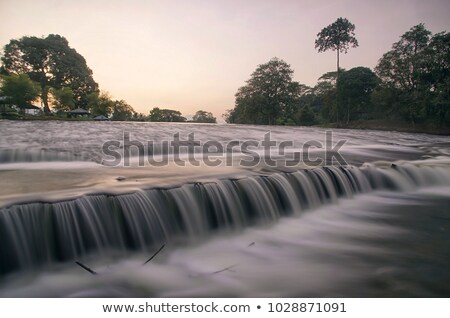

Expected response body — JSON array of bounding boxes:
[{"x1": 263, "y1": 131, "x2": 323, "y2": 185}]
[
  {"x1": 0, "y1": 34, "x2": 217, "y2": 123},
  {"x1": 147, "y1": 108, "x2": 216, "y2": 123},
  {"x1": 225, "y1": 22, "x2": 450, "y2": 129}
]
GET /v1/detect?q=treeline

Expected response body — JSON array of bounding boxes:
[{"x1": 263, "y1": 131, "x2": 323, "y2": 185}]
[
  {"x1": 225, "y1": 23, "x2": 450, "y2": 129},
  {"x1": 0, "y1": 34, "x2": 217, "y2": 123}
]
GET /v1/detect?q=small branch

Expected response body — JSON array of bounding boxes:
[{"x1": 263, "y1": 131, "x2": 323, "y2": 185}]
[
  {"x1": 247, "y1": 242, "x2": 255, "y2": 247},
  {"x1": 143, "y1": 244, "x2": 166, "y2": 265},
  {"x1": 75, "y1": 261, "x2": 97, "y2": 275},
  {"x1": 212, "y1": 264, "x2": 237, "y2": 275}
]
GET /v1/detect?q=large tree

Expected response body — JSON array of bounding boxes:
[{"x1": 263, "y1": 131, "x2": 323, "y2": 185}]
[
  {"x1": 229, "y1": 57, "x2": 301, "y2": 125},
  {"x1": 1, "y1": 34, "x2": 98, "y2": 113},
  {"x1": 315, "y1": 18, "x2": 358, "y2": 124},
  {"x1": 375, "y1": 24, "x2": 449, "y2": 126}
]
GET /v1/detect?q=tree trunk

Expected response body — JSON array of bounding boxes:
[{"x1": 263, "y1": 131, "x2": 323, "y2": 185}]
[
  {"x1": 41, "y1": 85, "x2": 50, "y2": 114},
  {"x1": 347, "y1": 104, "x2": 350, "y2": 124},
  {"x1": 336, "y1": 50, "x2": 340, "y2": 126}
]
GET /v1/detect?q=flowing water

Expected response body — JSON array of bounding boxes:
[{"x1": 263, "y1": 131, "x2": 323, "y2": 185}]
[{"x1": 0, "y1": 121, "x2": 449, "y2": 297}]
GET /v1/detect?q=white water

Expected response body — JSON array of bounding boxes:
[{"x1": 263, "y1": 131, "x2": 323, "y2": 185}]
[{"x1": 0, "y1": 121, "x2": 449, "y2": 297}]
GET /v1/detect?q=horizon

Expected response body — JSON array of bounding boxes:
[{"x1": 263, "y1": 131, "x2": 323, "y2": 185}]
[{"x1": 1, "y1": 0, "x2": 450, "y2": 119}]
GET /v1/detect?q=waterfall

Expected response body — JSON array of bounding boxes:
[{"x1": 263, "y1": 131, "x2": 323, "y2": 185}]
[
  {"x1": 1, "y1": 163, "x2": 450, "y2": 275},
  {"x1": 0, "y1": 149, "x2": 90, "y2": 163}
]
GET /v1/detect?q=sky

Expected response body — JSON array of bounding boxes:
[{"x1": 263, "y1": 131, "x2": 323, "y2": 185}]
[{"x1": 1, "y1": 0, "x2": 450, "y2": 120}]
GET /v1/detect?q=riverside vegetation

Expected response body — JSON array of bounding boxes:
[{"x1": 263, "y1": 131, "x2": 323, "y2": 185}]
[{"x1": 0, "y1": 19, "x2": 449, "y2": 133}]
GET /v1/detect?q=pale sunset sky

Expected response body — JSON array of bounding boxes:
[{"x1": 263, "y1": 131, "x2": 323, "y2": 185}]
[{"x1": 1, "y1": 0, "x2": 449, "y2": 119}]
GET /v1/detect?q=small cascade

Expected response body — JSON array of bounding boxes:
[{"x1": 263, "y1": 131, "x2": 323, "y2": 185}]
[{"x1": 1, "y1": 163, "x2": 450, "y2": 275}]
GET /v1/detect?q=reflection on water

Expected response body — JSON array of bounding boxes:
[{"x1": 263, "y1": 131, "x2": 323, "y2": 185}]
[{"x1": 0, "y1": 121, "x2": 449, "y2": 297}]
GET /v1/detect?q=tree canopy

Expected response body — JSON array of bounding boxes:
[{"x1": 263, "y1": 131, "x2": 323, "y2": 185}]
[
  {"x1": 338, "y1": 67, "x2": 379, "y2": 123},
  {"x1": 315, "y1": 17, "x2": 358, "y2": 68},
  {"x1": 87, "y1": 91, "x2": 114, "y2": 117},
  {"x1": 375, "y1": 24, "x2": 450, "y2": 126},
  {"x1": 226, "y1": 58, "x2": 301, "y2": 125},
  {"x1": 111, "y1": 100, "x2": 136, "y2": 121},
  {"x1": 148, "y1": 107, "x2": 187, "y2": 122},
  {"x1": 0, "y1": 74, "x2": 40, "y2": 111},
  {"x1": 192, "y1": 110, "x2": 217, "y2": 123},
  {"x1": 1, "y1": 34, "x2": 98, "y2": 113},
  {"x1": 51, "y1": 87, "x2": 75, "y2": 112}
]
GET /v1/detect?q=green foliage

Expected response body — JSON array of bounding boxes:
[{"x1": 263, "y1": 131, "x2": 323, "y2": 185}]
[
  {"x1": 111, "y1": 100, "x2": 136, "y2": 121},
  {"x1": 149, "y1": 107, "x2": 186, "y2": 122},
  {"x1": 315, "y1": 17, "x2": 359, "y2": 55},
  {"x1": 375, "y1": 24, "x2": 450, "y2": 126},
  {"x1": 314, "y1": 71, "x2": 338, "y2": 122},
  {"x1": 87, "y1": 91, "x2": 114, "y2": 117},
  {"x1": 296, "y1": 105, "x2": 317, "y2": 126},
  {"x1": 51, "y1": 87, "x2": 75, "y2": 112},
  {"x1": 229, "y1": 57, "x2": 302, "y2": 125},
  {"x1": 0, "y1": 74, "x2": 40, "y2": 111},
  {"x1": 130, "y1": 112, "x2": 148, "y2": 122},
  {"x1": 338, "y1": 67, "x2": 380, "y2": 123},
  {"x1": 192, "y1": 110, "x2": 216, "y2": 123},
  {"x1": 1, "y1": 34, "x2": 98, "y2": 112}
]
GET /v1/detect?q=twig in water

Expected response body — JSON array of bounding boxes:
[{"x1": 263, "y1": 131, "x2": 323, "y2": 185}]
[
  {"x1": 248, "y1": 242, "x2": 255, "y2": 247},
  {"x1": 75, "y1": 261, "x2": 97, "y2": 275},
  {"x1": 212, "y1": 264, "x2": 238, "y2": 275},
  {"x1": 143, "y1": 244, "x2": 166, "y2": 265}
]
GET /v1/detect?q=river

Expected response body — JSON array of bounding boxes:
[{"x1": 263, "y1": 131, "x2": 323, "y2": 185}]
[{"x1": 0, "y1": 121, "x2": 449, "y2": 297}]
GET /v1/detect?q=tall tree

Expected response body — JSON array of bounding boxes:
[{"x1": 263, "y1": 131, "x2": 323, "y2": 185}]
[
  {"x1": 375, "y1": 24, "x2": 433, "y2": 124},
  {"x1": 315, "y1": 18, "x2": 358, "y2": 124},
  {"x1": 1, "y1": 34, "x2": 98, "y2": 113},
  {"x1": 230, "y1": 57, "x2": 302, "y2": 125},
  {"x1": 0, "y1": 74, "x2": 40, "y2": 112}
]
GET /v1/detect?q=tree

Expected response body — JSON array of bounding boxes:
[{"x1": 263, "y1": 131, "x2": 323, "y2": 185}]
[
  {"x1": 87, "y1": 91, "x2": 114, "y2": 117},
  {"x1": 314, "y1": 71, "x2": 339, "y2": 123},
  {"x1": 111, "y1": 100, "x2": 136, "y2": 121},
  {"x1": 376, "y1": 24, "x2": 431, "y2": 92},
  {"x1": 375, "y1": 24, "x2": 439, "y2": 125},
  {"x1": 148, "y1": 107, "x2": 186, "y2": 122},
  {"x1": 0, "y1": 74, "x2": 40, "y2": 112},
  {"x1": 338, "y1": 67, "x2": 379, "y2": 123},
  {"x1": 315, "y1": 18, "x2": 359, "y2": 124},
  {"x1": 417, "y1": 31, "x2": 450, "y2": 127},
  {"x1": 296, "y1": 104, "x2": 317, "y2": 126},
  {"x1": 51, "y1": 87, "x2": 75, "y2": 112},
  {"x1": 1, "y1": 34, "x2": 98, "y2": 113},
  {"x1": 229, "y1": 57, "x2": 302, "y2": 125},
  {"x1": 192, "y1": 110, "x2": 217, "y2": 123}
]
